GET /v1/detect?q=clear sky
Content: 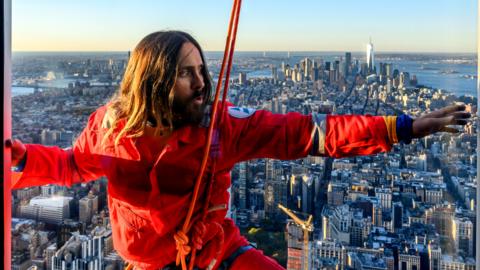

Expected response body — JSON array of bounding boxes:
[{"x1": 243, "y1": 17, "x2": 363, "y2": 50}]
[{"x1": 12, "y1": 0, "x2": 477, "y2": 53}]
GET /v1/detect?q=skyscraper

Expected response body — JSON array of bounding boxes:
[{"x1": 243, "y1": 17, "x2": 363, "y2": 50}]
[
  {"x1": 366, "y1": 38, "x2": 375, "y2": 73},
  {"x1": 345, "y1": 52, "x2": 352, "y2": 76},
  {"x1": 79, "y1": 191, "x2": 99, "y2": 225}
]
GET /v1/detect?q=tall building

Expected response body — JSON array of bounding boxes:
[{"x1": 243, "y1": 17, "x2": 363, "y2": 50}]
[
  {"x1": 451, "y1": 217, "x2": 474, "y2": 257},
  {"x1": 286, "y1": 221, "x2": 311, "y2": 270},
  {"x1": 264, "y1": 160, "x2": 287, "y2": 219},
  {"x1": 440, "y1": 255, "x2": 475, "y2": 270},
  {"x1": 366, "y1": 38, "x2": 375, "y2": 73},
  {"x1": 238, "y1": 72, "x2": 247, "y2": 85},
  {"x1": 301, "y1": 175, "x2": 315, "y2": 215},
  {"x1": 398, "y1": 251, "x2": 421, "y2": 270},
  {"x1": 425, "y1": 204, "x2": 455, "y2": 237},
  {"x1": 313, "y1": 240, "x2": 346, "y2": 269},
  {"x1": 328, "y1": 204, "x2": 351, "y2": 245},
  {"x1": 19, "y1": 196, "x2": 72, "y2": 224},
  {"x1": 345, "y1": 52, "x2": 352, "y2": 76},
  {"x1": 375, "y1": 188, "x2": 392, "y2": 211},
  {"x1": 428, "y1": 243, "x2": 441, "y2": 270},
  {"x1": 327, "y1": 183, "x2": 344, "y2": 206},
  {"x1": 393, "y1": 202, "x2": 403, "y2": 230},
  {"x1": 236, "y1": 162, "x2": 248, "y2": 210},
  {"x1": 372, "y1": 202, "x2": 383, "y2": 227},
  {"x1": 79, "y1": 191, "x2": 99, "y2": 225},
  {"x1": 52, "y1": 230, "x2": 111, "y2": 270}
]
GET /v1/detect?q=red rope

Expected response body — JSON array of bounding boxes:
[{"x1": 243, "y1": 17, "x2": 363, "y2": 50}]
[{"x1": 174, "y1": 0, "x2": 242, "y2": 269}]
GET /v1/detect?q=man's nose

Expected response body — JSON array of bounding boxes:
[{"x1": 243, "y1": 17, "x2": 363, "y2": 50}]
[{"x1": 192, "y1": 70, "x2": 205, "y2": 90}]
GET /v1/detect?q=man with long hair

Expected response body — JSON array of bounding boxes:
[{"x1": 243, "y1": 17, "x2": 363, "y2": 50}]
[{"x1": 9, "y1": 31, "x2": 471, "y2": 270}]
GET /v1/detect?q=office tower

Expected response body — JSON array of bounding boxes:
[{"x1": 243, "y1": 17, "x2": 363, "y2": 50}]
[
  {"x1": 333, "y1": 60, "x2": 340, "y2": 81},
  {"x1": 286, "y1": 221, "x2": 310, "y2": 270},
  {"x1": 314, "y1": 240, "x2": 346, "y2": 269},
  {"x1": 301, "y1": 175, "x2": 315, "y2": 215},
  {"x1": 329, "y1": 204, "x2": 351, "y2": 245},
  {"x1": 45, "y1": 243, "x2": 58, "y2": 270},
  {"x1": 428, "y1": 243, "x2": 441, "y2": 270},
  {"x1": 237, "y1": 162, "x2": 247, "y2": 210},
  {"x1": 19, "y1": 196, "x2": 72, "y2": 224},
  {"x1": 385, "y1": 63, "x2": 392, "y2": 78},
  {"x1": 239, "y1": 72, "x2": 247, "y2": 85},
  {"x1": 400, "y1": 72, "x2": 410, "y2": 88},
  {"x1": 312, "y1": 66, "x2": 319, "y2": 81},
  {"x1": 375, "y1": 188, "x2": 392, "y2": 211},
  {"x1": 425, "y1": 204, "x2": 455, "y2": 237},
  {"x1": 303, "y1": 57, "x2": 313, "y2": 80},
  {"x1": 58, "y1": 219, "x2": 84, "y2": 247},
  {"x1": 52, "y1": 231, "x2": 111, "y2": 270},
  {"x1": 324, "y1": 61, "x2": 331, "y2": 71},
  {"x1": 271, "y1": 66, "x2": 278, "y2": 81},
  {"x1": 264, "y1": 160, "x2": 287, "y2": 219},
  {"x1": 366, "y1": 38, "x2": 375, "y2": 73},
  {"x1": 425, "y1": 189, "x2": 443, "y2": 204},
  {"x1": 79, "y1": 191, "x2": 99, "y2": 225},
  {"x1": 392, "y1": 202, "x2": 403, "y2": 230},
  {"x1": 371, "y1": 203, "x2": 382, "y2": 228},
  {"x1": 452, "y1": 217, "x2": 474, "y2": 257},
  {"x1": 350, "y1": 210, "x2": 369, "y2": 247},
  {"x1": 345, "y1": 52, "x2": 352, "y2": 76},
  {"x1": 327, "y1": 183, "x2": 344, "y2": 206},
  {"x1": 379, "y1": 62, "x2": 385, "y2": 76},
  {"x1": 440, "y1": 255, "x2": 475, "y2": 269},
  {"x1": 399, "y1": 251, "x2": 421, "y2": 270}
]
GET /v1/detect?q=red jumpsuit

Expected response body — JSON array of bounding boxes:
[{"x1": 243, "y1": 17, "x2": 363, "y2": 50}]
[{"x1": 11, "y1": 104, "x2": 397, "y2": 269}]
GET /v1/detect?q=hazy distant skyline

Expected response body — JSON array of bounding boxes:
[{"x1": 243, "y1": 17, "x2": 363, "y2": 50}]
[{"x1": 12, "y1": 0, "x2": 477, "y2": 53}]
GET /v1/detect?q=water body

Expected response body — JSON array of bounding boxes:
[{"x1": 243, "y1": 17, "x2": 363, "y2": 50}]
[
  {"x1": 12, "y1": 52, "x2": 477, "y2": 97},
  {"x1": 12, "y1": 86, "x2": 36, "y2": 97},
  {"x1": 388, "y1": 60, "x2": 476, "y2": 97},
  {"x1": 246, "y1": 61, "x2": 477, "y2": 97}
]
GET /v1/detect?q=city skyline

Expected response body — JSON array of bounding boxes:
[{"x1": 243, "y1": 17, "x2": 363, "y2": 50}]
[{"x1": 12, "y1": 0, "x2": 477, "y2": 53}]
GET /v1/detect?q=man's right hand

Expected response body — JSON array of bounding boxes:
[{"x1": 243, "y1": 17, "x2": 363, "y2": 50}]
[{"x1": 7, "y1": 139, "x2": 27, "y2": 166}]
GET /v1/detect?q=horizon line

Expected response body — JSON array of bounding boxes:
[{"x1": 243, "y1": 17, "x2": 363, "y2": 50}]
[{"x1": 12, "y1": 50, "x2": 477, "y2": 54}]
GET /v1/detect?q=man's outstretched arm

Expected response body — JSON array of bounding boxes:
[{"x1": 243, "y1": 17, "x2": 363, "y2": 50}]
[
  {"x1": 224, "y1": 104, "x2": 471, "y2": 162},
  {"x1": 311, "y1": 104, "x2": 470, "y2": 158},
  {"x1": 9, "y1": 109, "x2": 106, "y2": 189}
]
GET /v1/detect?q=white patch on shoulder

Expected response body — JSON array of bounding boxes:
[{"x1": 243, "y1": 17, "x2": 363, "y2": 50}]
[{"x1": 228, "y1": 106, "x2": 256, "y2": 118}]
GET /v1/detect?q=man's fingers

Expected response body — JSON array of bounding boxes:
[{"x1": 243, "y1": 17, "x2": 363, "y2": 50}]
[
  {"x1": 440, "y1": 126, "x2": 460, "y2": 133},
  {"x1": 454, "y1": 119, "x2": 469, "y2": 125},
  {"x1": 424, "y1": 104, "x2": 466, "y2": 118},
  {"x1": 450, "y1": 111, "x2": 471, "y2": 120}
]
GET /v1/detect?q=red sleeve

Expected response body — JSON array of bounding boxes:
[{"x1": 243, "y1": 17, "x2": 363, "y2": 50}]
[
  {"x1": 222, "y1": 108, "x2": 314, "y2": 163},
  {"x1": 11, "y1": 110, "x2": 105, "y2": 189},
  {"x1": 322, "y1": 115, "x2": 392, "y2": 158},
  {"x1": 221, "y1": 106, "x2": 393, "y2": 163}
]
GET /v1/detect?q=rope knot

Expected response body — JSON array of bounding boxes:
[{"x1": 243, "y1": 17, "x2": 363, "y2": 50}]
[{"x1": 174, "y1": 230, "x2": 192, "y2": 268}]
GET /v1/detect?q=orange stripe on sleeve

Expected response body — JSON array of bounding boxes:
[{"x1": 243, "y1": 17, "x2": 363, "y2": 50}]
[{"x1": 382, "y1": 116, "x2": 398, "y2": 144}]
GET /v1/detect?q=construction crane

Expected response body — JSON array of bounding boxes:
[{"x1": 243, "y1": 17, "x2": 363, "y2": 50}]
[{"x1": 278, "y1": 204, "x2": 314, "y2": 270}]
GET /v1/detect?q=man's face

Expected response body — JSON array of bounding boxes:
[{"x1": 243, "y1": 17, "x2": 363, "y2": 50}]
[{"x1": 172, "y1": 42, "x2": 206, "y2": 127}]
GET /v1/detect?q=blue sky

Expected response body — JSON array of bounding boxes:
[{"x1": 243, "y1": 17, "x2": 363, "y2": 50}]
[{"x1": 12, "y1": 0, "x2": 477, "y2": 52}]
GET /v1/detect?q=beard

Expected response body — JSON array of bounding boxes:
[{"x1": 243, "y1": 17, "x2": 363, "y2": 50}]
[{"x1": 171, "y1": 90, "x2": 206, "y2": 129}]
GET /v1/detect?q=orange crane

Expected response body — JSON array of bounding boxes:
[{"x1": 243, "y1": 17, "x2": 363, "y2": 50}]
[{"x1": 278, "y1": 204, "x2": 314, "y2": 270}]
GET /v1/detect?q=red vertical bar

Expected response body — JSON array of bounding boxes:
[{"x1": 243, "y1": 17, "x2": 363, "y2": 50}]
[{"x1": 3, "y1": 0, "x2": 12, "y2": 269}]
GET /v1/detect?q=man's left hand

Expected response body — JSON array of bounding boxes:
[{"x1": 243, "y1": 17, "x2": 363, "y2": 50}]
[{"x1": 412, "y1": 104, "x2": 471, "y2": 138}]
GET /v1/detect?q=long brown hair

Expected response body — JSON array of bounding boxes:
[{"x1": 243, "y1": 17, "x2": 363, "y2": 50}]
[{"x1": 103, "y1": 31, "x2": 212, "y2": 146}]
